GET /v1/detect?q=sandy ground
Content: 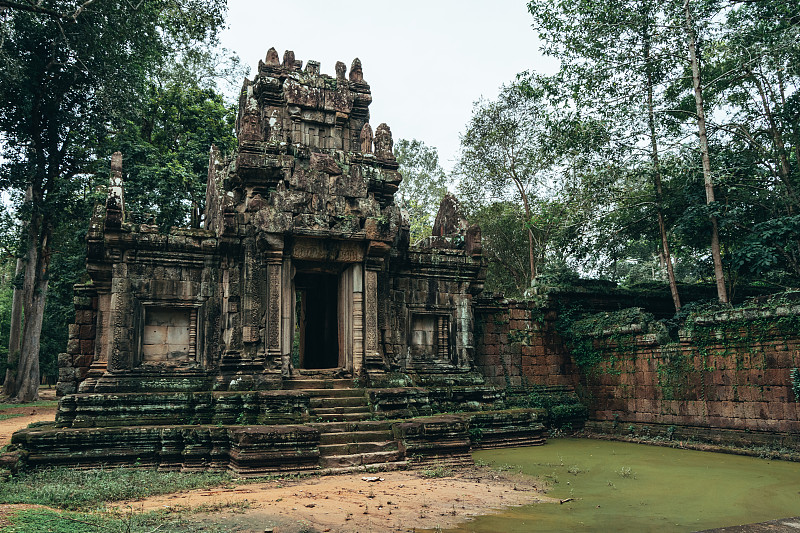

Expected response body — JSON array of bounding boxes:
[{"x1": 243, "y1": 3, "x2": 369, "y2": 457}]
[
  {"x1": 0, "y1": 388, "x2": 58, "y2": 447},
  {"x1": 118, "y1": 468, "x2": 556, "y2": 533}
]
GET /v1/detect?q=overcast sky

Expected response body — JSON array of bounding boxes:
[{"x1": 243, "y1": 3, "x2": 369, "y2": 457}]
[{"x1": 219, "y1": 0, "x2": 558, "y2": 172}]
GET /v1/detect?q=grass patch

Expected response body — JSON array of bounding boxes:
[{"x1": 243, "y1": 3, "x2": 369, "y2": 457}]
[
  {"x1": 0, "y1": 507, "x2": 234, "y2": 533},
  {"x1": 0, "y1": 401, "x2": 58, "y2": 412},
  {"x1": 0, "y1": 414, "x2": 25, "y2": 421},
  {"x1": 419, "y1": 464, "x2": 453, "y2": 478},
  {"x1": 0, "y1": 467, "x2": 236, "y2": 511}
]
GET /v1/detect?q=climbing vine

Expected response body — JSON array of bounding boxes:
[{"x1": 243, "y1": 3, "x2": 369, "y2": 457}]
[
  {"x1": 791, "y1": 368, "x2": 800, "y2": 402},
  {"x1": 555, "y1": 305, "x2": 659, "y2": 374}
]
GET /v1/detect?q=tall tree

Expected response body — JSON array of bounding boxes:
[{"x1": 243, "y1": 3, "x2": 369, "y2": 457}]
[
  {"x1": 394, "y1": 139, "x2": 449, "y2": 243},
  {"x1": 528, "y1": 0, "x2": 686, "y2": 310},
  {"x1": 0, "y1": 0, "x2": 227, "y2": 401},
  {"x1": 458, "y1": 84, "x2": 555, "y2": 284},
  {"x1": 681, "y1": 0, "x2": 728, "y2": 303},
  {"x1": 107, "y1": 82, "x2": 237, "y2": 229}
]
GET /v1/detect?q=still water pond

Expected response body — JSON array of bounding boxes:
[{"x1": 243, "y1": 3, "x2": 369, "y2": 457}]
[{"x1": 437, "y1": 438, "x2": 800, "y2": 532}]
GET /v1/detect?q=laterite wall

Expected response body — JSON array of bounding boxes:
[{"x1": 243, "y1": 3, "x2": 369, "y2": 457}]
[{"x1": 474, "y1": 295, "x2": 800, "y2": 444}]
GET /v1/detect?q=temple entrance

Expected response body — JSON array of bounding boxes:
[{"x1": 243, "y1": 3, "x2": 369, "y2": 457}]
[{"x1": 294, "y1": 271, "x2": 340, "y2": 369}]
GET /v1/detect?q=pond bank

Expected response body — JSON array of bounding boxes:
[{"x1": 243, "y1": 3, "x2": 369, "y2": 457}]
[
  {"x1": 578, "y1": 421, "x2": 800, "y2": 462},
  {"x1": 435, "y1": 438, "x2": 800, "y2": 533}
]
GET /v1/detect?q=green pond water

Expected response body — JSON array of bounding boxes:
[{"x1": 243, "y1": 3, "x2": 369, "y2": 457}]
[{"x1": 433, "y1": 438, "x2": 800, "y2": 533}]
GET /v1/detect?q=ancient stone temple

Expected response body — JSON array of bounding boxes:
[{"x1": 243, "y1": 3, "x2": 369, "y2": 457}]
[{"x1": 9, "y1": 49, "x2": 546, "y2": 473}]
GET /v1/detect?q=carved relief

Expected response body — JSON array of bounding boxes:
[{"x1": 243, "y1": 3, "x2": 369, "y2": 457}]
[
  {"x1": 267, "y1": 109, "x2": 282, "y2": 143},
  {"x1": 267, "y1": 264, "x2": 281, "y2": 352},
  {"x1": 239, "y1": 110, "x2": 262, "y2": 142},
  {"x1": 364, "y1": 271, "x2": 378, "y2": 354},
  {"x1": 359, "y1": 123, "x2": 373, "y2": 154},
  {"x1": 374, "y1": 123, "x2": 395, "y2": 161},
  {"x1": 292, "y1": 239, "x2": 364, "y2": 263}
]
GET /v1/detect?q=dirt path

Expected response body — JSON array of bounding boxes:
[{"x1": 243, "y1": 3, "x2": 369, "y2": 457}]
[
  {"x1": 0, "y1": 389, "x2": 58, "y2": 448},
  {"x1": 119, "y1": 467, "x2": 556, "y2": 533}
]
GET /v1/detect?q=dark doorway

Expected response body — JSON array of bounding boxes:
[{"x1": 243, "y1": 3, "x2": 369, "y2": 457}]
[{"x1": 295, "y1": 272, "x2": 339, "y2": 369}]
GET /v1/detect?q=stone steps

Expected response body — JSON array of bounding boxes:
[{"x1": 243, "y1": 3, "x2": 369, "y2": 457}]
[
  {"x1": 303, "y1": 388, "x2": 366, "y2": 398},
  {"x1": 282, "y1": 378, "x2": 355, "y2": 390},
  {"x1": 319, "y1": 430, "x2": 394, "y2": 445},
  {"x1": 309, "y1": 395, "x2": 367, "y2": 407},
  {"x1": 308, "y1": 390, "x2": 401, "y2": 468},
  {"x1": 307, "y1": 386, "x2": 372, "y2": 423},
  {"x1": 316, "y1": 412, "x2": 373, "y2": 422},
  {"x1": 319, "y1": 440, "x2": 398, "y2": 456},
  {"x1": 311, "y1": 420, "x2": 394, "y2": 433},
  {"x1": 318, "y1": 450, "x2": 403, "y2": 469},
  {"x1": 313, "y1": 406, "x2": 371, "y2": 416}
]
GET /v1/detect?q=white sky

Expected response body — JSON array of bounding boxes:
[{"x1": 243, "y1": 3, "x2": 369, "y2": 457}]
[{"x1": 219, "y1": 0, "x2": 558, "y2": 172}]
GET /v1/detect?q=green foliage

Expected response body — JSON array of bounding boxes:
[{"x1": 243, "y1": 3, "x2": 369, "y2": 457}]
[
  {"x1": 419, "y1": 464, "x2": 453, "y2": 478},
  {"x1": 508, "y1": 386, "x2": 588, "y2": 428},
  {"x1": 104, "y1": 82, "x2": 237, "y2": 228},
  {"x1": 1, "y1": 507, "x2": 233, "y2": 533},
  {"x1": 656, "y1": 345, "x2": 695, "y2": 401},
  {"x1": 555, "y1": 306, "x2": 657, "y2": 372},
  {"x1": 0, "y1": 400, "x2": 57, "y2": 411},
  {"x1": 791, "y1": 368, "x2": 800, "y2": 402},
  {"x1": 394, "y1": 139, "x2": 449, "y2": 243},
  {"x1": 0, "y1": 0, "x2": 230, "y2": 399},
  {"x1": 0, "y1": 467, "x2": 233, "y2": 511}
]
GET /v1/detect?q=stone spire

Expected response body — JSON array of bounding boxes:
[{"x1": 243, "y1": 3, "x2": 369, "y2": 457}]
[
  {"x1": 105, "y1": 151, "x2": 125, "y2": 228},
  {"x1": 335, "y1": 61, "x2": 346, "y2": 81},
  {"x1": 349, "y1": 58, "x2": 364, "y2": 82},
  {"x1": 264, "y1": 47, "x2": 280, "y2": 66}
]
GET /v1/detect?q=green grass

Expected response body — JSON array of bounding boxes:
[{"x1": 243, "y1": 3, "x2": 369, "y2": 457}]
[
  {"x1": 0, "y1": 401, "x2": 58, "y2": 412},
  {"x1": 0, "y1": 507, "x2": 233, "y2": 533},
  {"x1": 419, "y1": 464, "x2": 453, "y2": 478},
  {"x1": 0, "y1": 467, "x2": 236, "y2": 511},
  {"x1": 0, "y1": 413, "x2": 24, "y2": 421}
]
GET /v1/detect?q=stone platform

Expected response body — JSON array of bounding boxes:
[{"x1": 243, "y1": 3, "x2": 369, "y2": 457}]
[{"x1": 8, "y1": 381, "x2": 547, "y2": 474}]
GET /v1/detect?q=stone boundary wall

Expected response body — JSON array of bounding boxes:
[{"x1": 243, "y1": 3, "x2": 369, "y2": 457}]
[
  {"x1": 474, "y1": 298, "x2": 576, "y2": 389},
  {"x1": 581, "y1": 315, "x2": 800, "y2": 434},
  {"x1": 473, "y1": 296, "x2": 800, "y2": 443}
]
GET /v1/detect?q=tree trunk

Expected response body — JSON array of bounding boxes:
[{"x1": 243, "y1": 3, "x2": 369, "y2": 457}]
[
  {"x1": 4, "y1": 185, "x2": 33, "y2": 397},
  {"x1": 7, "y1": 214, "x2": 50, "y2": 402},
  {"x1": 644, "y1": 30, "x2": 681, "y2": 312},
  {"x1": 750, "y1": 70, "x2": 798, "y2": 211},
  {"x1": 2, "y1": 257, "x2": 24, "y2": 396},
  {"x1": 510, "y1": 175, "x2": 537, "y2": 285},
  {"x1": 683, "y1": 0, "x2": 728, "y2": 304}
]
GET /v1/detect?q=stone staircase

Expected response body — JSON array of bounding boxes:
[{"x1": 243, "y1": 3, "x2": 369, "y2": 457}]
[
  {"x1": 284, "y1": 377, "x2": 407, "y2": 472},
  {"x1": 312, "y1": 420, "x2": 406, "y2": 473}
]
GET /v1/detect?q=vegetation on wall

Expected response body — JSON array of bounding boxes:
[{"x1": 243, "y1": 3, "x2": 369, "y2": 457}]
[
  {"x1": 791, "y1": 368, "x2": 800, "y2": 402},
  {"x1": 555, "y1": 306, "x2": 662, "y2": 372},
  {"x1": 547, "y1": 290, "x2": 800, "y2": 404}
]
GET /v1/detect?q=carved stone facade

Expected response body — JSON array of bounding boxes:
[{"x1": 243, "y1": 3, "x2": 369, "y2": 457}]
[
  {"x1": 58, "y1": 49, "x2": 487, "y2": 397},
  {"x1": 7, "y1": 50, "x2": 559, "y2": 474}
]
